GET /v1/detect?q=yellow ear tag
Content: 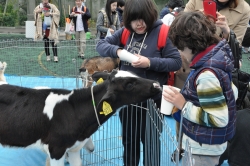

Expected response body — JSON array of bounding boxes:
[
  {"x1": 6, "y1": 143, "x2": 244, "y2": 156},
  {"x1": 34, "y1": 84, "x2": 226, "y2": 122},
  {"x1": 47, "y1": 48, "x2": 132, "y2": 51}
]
[
  {"x1": 97, "y1": 78, "x2": 104, "y2": 84},
  {"x1": 100, "y1": 101, "x2": 113, "y2": 116}
]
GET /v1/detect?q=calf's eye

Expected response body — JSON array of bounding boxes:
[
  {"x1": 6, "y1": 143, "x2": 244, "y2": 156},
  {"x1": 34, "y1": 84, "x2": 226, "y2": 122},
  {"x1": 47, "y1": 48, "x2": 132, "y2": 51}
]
[{"x1": 126, "y1": 83, "x2": 133, "y2": 90}]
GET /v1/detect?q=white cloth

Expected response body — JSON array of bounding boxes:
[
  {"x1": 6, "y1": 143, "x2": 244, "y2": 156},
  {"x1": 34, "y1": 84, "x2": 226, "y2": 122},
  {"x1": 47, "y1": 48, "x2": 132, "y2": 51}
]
[
  {"x1": 161, "y1": 12, "x2": 175, "y2": 26},
  {"x1": 76, "y1": 6, "x2": 84, "y2": 32}
]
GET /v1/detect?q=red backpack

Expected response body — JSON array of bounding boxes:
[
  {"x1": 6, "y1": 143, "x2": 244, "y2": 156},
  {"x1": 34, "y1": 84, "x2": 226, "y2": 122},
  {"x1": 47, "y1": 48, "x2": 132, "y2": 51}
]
[{"x1": 120, "y1": 24, "x2": 175, "y2": 86}]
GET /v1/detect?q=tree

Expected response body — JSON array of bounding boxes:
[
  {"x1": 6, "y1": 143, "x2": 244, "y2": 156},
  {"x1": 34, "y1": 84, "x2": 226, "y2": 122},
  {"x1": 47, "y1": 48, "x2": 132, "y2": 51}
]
[{"x1": 3, "y1": 0, "x2": 8, "y2": 16}]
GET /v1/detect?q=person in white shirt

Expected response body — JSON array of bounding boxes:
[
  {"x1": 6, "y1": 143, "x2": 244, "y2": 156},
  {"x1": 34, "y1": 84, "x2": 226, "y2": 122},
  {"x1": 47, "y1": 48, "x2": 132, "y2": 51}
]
[
  {"x1": 162, "y1": 7, "x2": 184, "y2": 26},
  {"x1": 69, "y1": 0, "x2": 91, "y2": 58}
]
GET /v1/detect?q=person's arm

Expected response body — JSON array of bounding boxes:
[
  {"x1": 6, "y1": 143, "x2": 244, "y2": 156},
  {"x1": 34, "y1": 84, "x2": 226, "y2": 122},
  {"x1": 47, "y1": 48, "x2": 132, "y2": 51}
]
[
  {"x1": 96, "y1": 12, "x2": 109, "y2": 33},
  {"x1": 33, "y1": 5, "x2": 41, "y2": 20},
  {"x1": 84, "y1": 7, "x2": 91, "y2": 19},
  {"x1": 96, "y1": 28, "x2": 124, "y2": 58},
  {"x1": 183, "y1": 71, "x2": 229, "y2": 127},
  {"x1": 232, "y1": 11, "x2": 250, "y2": 45},
  {"x1": 69, "y1": 8, "x2": 75, "y2": 20},
  {"x1": 184, "y1": 0, "x2": 196, "y2": 12},
  {"x1": 147, "y1": 38, "x2": 182, "y2": 72},
  {"x1": 50, "y1": 4, "x2": 60, "y2": 17}
]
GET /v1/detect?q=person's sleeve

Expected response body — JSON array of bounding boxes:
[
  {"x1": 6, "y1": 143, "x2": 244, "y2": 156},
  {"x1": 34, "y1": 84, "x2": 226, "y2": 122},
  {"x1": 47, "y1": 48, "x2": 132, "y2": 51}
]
[
  {"x1": 33, "y1": 6, "x2": 39, "y2": 20},
  {"x1": 96, "y1": 12, "x2": 109, "y2": 33},
  {"x1": 147, "y1": 38, "x2": 182, "y2": 72},
  {"x1": 51, "y1": 4, "x2": 60, "y2": 17},
  {"x1": 96, "y1": 28, "x2": 124, "y2": 58},
  {"x1": 184, "y1": 0, "x2": 196, "y2": 12},
  {"x1": 160, "y1": 7, "x2": 169, "y2": 19},
  {"x1": 232, "y1": 9, "x2": 250, "y2": 45},
  {"x1": 182, "y1": 71, "x2": 229, "y2": 127},
  {"x1": 69, "y1": 8, "x2": 73, "y2": 20},
  {"x1": 84, "y1": 8, "x2": 91, "y2": 19}
]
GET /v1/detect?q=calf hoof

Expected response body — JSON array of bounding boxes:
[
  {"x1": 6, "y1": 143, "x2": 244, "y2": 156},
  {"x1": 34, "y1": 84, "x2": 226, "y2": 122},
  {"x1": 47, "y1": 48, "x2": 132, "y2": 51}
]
[{"x1": 83, "y1": 137, "x2": 95, "y2": 153}]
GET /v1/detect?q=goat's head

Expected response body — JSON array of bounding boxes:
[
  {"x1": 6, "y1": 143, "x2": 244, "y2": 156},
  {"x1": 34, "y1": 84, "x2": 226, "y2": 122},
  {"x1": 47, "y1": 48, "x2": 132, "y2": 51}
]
[{"x1": 92, "y1": 70, "x2": 162, "y2": 110}]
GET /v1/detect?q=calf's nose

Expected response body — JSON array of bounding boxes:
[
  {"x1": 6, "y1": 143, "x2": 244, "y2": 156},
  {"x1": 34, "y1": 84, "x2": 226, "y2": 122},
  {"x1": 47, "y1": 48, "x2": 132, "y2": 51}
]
[{"x1": 153, "y1": 82, "x2": 162, "y2": 91}]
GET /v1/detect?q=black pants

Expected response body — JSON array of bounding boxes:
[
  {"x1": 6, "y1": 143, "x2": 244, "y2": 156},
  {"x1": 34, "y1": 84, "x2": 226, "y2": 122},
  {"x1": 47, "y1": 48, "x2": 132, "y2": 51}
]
[
  {"x1": 119, "y1": 100, "x2": 162, "y2": 166},
  {"x1": 44, "y1": 37, "x2": 57, "y2": 57}
]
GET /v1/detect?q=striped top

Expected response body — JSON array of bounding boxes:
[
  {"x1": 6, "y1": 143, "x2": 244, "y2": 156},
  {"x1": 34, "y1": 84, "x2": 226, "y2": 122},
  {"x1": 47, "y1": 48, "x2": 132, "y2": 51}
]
[{"x1": 181, "y1": 70, "x2": 238, "y2": 155}]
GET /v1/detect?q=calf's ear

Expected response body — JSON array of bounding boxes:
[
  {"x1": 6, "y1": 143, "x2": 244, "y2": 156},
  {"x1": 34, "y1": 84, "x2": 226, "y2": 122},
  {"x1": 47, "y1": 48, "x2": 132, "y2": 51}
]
[
  {"x1": 92, "y1": 72, "x2": 110, "y2": 82},
  {"x1": 97, "y1": 92, "x2": 116, "y2": 116}
]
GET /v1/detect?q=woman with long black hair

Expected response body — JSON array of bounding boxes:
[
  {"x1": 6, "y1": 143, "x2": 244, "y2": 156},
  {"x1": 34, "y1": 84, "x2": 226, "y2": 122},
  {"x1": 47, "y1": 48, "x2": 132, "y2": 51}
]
[{"x1": 96, "y1": 0, "x2": 120, "y2": 39}]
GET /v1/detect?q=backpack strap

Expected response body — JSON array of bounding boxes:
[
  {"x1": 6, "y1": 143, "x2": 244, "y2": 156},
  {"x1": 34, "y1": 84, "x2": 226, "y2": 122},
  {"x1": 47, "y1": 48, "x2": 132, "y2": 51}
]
[
  {"x1": 100, "y1": 9, "x2": 108, "y2": 28},
  {"x1": 121, "y1": 28, "x2": 131, "y2": 46},
  {"x1": 157, "y1": 24, "x2": 170, "y2": 50},
  {"x1": 120, "y1": 24, "x2": 170, "y2": 48}
]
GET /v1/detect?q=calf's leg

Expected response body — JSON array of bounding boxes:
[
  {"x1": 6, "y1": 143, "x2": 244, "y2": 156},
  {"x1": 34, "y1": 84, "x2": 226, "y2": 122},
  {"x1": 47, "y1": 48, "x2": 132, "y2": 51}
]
[
  {"x1": 68, "y1": 150, "x2": 82, "y2": 166},
  {"x1": 49, "y1": 155, "x2": 66, "y2": 166}
]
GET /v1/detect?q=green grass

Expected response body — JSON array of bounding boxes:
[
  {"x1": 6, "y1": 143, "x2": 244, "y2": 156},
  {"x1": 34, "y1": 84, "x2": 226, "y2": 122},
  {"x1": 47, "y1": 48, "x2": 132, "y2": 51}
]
[
  {"x1": 0, "y1": 39, "x2": 99, "y2": 77},
  {"x1": 1, "y1": 34, "x2": 250, "y2": 77}
]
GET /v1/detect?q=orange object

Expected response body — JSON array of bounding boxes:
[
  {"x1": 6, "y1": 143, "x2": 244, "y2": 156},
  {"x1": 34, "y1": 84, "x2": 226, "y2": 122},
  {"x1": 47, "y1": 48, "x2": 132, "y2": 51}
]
[{"x1": 65, "y1": 18, "x2": 71, "y2": 23}]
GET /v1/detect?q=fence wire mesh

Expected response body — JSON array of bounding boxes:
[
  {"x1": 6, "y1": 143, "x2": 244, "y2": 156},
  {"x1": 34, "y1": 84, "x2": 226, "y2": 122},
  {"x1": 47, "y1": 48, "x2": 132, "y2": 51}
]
[{"x1": 80, "y1": 100, "x2": 193, "y2": 166}]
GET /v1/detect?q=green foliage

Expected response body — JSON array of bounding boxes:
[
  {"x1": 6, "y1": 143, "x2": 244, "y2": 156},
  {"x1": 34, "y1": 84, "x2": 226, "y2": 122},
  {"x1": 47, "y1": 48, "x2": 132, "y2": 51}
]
[
  {"x1": 18, "y1": 12, "x2": 27, "y2": 26},
  {"x1": 0, "y1": 2, "x2": 27, "y2": 26},
  {"x1": 0, "y1": 4, "x2": 18, "y2": 26},
  {"x1": 59, "y1": 15, "x2": 65, "y2": 27}
]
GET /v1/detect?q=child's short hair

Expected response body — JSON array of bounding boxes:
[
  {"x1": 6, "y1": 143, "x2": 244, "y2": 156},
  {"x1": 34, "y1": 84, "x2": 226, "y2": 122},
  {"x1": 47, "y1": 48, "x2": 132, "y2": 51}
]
[
  {"x1": 123, "y1": 0, "x2": 158, "y2": 32},
  {"x1": 169, "y1": 11, "x2": 220, "y2": 55}
]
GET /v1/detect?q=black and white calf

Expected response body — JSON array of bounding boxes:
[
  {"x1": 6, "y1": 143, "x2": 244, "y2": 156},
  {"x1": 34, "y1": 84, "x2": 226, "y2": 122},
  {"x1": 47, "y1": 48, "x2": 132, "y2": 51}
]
[{"x1": 0, "y1": 69, "x2": 162, "y2": 166}]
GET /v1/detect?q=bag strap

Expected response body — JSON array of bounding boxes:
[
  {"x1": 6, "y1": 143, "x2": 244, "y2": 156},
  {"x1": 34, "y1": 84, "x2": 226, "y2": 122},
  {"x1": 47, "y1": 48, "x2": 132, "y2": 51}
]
[
  {"x1": 113, "y1": 12, "x2": 118, "y2": 26},
  {"x1": 120, "y1": 24, "x2": 170, "y2": 49},
  {"x1": 100, "y1": 10, "x2": 108, "y2": 28}
]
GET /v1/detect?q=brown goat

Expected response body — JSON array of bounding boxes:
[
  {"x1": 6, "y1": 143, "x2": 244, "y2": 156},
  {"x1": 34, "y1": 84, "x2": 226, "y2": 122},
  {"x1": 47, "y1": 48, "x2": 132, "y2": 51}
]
[{"x1": 79, "y1": 56, "x2": 120, "y2": 87}]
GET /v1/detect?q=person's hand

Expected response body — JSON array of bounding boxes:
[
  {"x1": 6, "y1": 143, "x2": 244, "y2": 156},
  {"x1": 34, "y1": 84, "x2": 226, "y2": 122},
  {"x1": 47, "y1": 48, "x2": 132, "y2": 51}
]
[
  {"x1": 162, "y1": 86, "x2": 186, "y2": 110},
  {"x1": 80, "y1": 11, "x2": 85, "y2": 14},
  {"x1": 117, "y1": 49, "x2": 122, "y2": 57},
  {"x1": 216, "y1": 12, "x2": 230, "y2": 39},
  {"x1": 44, "y1": 12, "x2": 51, "y2": 17},
  {"x1": 70, "y1": 12, "x2": 76, "y2": 16},
  {"x1": 109, "y1": 28, "x2": 115, "y2": 34},
  {"x1": 131, "y1": 54, "x2": 150, "y2": 68},
  {"x1": 36, "y1": 8, "x2": 43, "y2": 13}
]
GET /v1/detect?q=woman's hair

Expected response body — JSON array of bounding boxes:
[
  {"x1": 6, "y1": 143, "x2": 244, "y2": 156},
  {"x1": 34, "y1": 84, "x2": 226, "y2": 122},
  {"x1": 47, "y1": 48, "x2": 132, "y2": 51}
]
[
  {"x1": 117, "y1": 0, "x2": 125, "y2": 7},
  {"x1": 105, "y1": 0, "x2": 118, "y2": 25},
  {"x1": 227, "y1": 0, "x2": 238, "y2": 8},
  {"x1": 123, "y1": 0, "x2": 158, "y2": 32},
  {"x1": 169, "y1": 11, "x2": 220, "y2": 55}
]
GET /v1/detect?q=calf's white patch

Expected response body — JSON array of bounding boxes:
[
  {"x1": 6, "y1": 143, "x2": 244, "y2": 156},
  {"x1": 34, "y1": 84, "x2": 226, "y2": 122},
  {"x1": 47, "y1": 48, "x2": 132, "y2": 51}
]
[
  {"x1": 43, "y1": 91, "x2": 74, "y2": 120},
  {"x1": 115, "y1": 71, "x2": 138, "y2": 78}
]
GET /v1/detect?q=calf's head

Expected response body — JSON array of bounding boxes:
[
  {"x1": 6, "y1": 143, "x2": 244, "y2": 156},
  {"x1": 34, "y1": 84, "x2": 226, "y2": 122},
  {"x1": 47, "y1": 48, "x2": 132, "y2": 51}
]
[{"x1": 92, "y1": 70, "x2": 162, "y2": 110}]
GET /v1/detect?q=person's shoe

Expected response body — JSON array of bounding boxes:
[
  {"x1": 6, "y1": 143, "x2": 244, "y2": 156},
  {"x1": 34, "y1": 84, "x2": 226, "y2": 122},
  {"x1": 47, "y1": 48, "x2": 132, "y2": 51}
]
[
  {"x1": 43, "y1": 33, "x2": 47, "y2": 40},
  {"x1": 171, "y1": 148, "x2": 185, "y2": 162},
  {"x1": 46, "y1": 56, "x2": 51, "y2": 61},
  {"x1": 54, "y1": 56, "x2": 58, "y2": 62},
  {"x1": 80, "y1": 54, "x2": 85, "y2": 59},
  {"x1": 248, "y1": 56, "x2": 250, "y2": 61}
]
